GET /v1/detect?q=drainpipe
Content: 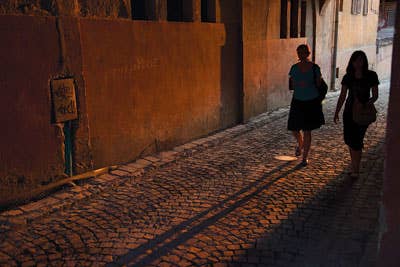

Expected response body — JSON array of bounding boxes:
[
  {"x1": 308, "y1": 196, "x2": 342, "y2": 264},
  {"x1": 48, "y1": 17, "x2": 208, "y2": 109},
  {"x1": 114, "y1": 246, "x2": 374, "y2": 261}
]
[{"x1": 331, "y1": 0, "x2": 340, "y2": 91}]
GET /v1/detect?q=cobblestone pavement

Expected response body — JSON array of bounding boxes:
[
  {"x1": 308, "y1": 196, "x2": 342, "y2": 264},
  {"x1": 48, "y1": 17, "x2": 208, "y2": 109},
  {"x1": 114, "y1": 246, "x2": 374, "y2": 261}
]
[{"x1": 0, "y1": 85, "x2": 389, "y2": 267}]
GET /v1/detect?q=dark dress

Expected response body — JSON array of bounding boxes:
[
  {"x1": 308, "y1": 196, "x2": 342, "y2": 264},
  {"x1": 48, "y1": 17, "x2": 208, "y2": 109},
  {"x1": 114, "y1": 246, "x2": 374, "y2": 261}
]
[
  {"x1": 341, "y1": 71, "x2": 379, "y2": 150},
  {"x1": 287, "y1": 64, "x2": 325, "y2": 131}
]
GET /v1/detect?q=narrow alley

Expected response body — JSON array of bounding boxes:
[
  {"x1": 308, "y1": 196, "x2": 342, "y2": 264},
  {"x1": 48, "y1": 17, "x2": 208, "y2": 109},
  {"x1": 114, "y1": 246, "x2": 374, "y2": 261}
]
[{"x1": 0, "y1": 85, "x2": 389, "y2": 267}]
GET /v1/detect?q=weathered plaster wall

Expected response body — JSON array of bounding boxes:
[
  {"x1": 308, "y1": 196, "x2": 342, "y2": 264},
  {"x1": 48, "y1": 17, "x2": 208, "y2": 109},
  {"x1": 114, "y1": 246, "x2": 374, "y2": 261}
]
[
  {"x1": 242, "y1": 0, "x2": 307, "y2": 120},
  {"x1": 0, "y1": 2, "x2": 242, "y2": 202},
  {"x1": 0, "y1": 15, "x2": 66, "y2": 202},
  {"x1": 0, "y1": 0, "x2": 359, "y2": 203},
  {"x1": 379, "y1": 3, "x2": 400, "y2": 265},
  {"x1": 377, "y1": 43, "x2": 393, "y2": 82},
  {"x1": 79, "y1": 19, "x2": 226, "y2": 168},
  {"x1": 315, "y1": 0, "x2": 335, "y2": 89},
  {"x1": 218, "y1": 0, "x2": 243, "y2": 127},
  {"x1": 266, "y1": 0, "x2": 281, "y2": 39},
  {"x1": 336, "y1": 0, "x2": 379, "y2": 87},
  {"x1": 265, "y1": 39, "x2": 306, "y2": 111},
  {"x1": 242, "y1": 0, "x2": 269, "y2": 121}
]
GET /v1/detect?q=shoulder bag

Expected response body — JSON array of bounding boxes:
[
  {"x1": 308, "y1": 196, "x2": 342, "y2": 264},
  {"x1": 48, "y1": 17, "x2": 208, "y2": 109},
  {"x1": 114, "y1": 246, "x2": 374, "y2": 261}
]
[{"x1": 312, "y1": 64, "x2": 328, "y2": 102}]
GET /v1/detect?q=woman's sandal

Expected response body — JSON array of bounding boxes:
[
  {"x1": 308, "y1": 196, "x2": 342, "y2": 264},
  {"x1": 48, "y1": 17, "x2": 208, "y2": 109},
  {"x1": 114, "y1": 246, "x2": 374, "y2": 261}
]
[{"x1": 300, "y1": 159, "x2": 309, "y2": 167}]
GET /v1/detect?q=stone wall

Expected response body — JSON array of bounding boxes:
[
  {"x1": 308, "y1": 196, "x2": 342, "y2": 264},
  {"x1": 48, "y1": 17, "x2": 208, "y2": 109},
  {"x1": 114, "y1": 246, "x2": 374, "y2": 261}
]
[
  {"x1": 0, "y1": 0, "x2": 370, "y2": 203},
  {"x1": 0, "y1": 0, "x2": 131, "y2": 18},
  {"x1": 0, "y1": 6, "x2": 241, "y2": 203},
  {"x1": 377, "y1": 42, "x2": 393, "y2": 82},
  {"x1": 336, "y1": 0, "x2": 379, "y2": 88},
  {"x1": 315, "y1": 0, "x2": 335, "y2": 90},
  {"x1": 242, "y1": 0, "x2": 301, "y2": 120},
  {"x1": 0, "y1": 15, "x2": 66, "y2": 202},
  {"x1": 80, "y1": 19, "x2": 227, "y2": 169}
]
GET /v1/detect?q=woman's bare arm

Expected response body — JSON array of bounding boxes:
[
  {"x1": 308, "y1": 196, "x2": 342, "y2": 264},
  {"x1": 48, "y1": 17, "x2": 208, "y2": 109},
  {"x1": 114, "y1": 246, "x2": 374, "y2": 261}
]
[
  {"x1": 334, "y1": 85, "x2": 348, "y2": 123},
  {"x1": 368, "y1": 86, "x2": 379, "y2": 104},
  {"x1": 316, "y1": 74, "x2": 322, "y2": 87},
  {"x1": 289, "y1": 77, "x2": 294, "y2": 91}
]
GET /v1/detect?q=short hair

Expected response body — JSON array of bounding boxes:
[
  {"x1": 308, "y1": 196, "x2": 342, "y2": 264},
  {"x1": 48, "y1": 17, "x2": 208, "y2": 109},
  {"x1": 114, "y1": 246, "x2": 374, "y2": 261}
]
[{"x1": 296, "y1": 44, "x2": 311, "y2": 55}]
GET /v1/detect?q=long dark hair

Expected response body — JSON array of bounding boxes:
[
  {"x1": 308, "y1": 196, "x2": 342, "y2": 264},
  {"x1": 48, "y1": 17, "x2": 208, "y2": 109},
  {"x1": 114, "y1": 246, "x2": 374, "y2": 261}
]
[{"x1": 346, "y1": 50, "x2": 369, "y2": 77}]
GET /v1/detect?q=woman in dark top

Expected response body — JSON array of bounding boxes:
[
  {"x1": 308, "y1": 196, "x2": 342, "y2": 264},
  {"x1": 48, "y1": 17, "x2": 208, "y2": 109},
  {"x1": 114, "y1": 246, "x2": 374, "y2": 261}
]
[
  {"x1": 334, "y1": 51, "x2": 379, "y2": 179},
  {"x1": 288, "y1": 44, "x2": 325, "y2": 166}
]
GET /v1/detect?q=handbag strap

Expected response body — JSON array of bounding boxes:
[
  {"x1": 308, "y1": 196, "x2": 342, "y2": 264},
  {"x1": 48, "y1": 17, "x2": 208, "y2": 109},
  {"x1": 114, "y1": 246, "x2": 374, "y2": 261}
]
[{"x1": 312, "y1": 64, "x2": 318, "y2": 87}]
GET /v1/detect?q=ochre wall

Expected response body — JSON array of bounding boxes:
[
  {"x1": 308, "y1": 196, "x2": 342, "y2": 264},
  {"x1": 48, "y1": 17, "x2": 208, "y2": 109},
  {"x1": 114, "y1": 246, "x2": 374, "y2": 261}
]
[
  {"x1": 218, "y1": 0, "x2": 243, "y2": 127},
  {"x1": 79, "y1": 19, "x2": 227, "y2": 168},
  {"x1": 265, "y1": 39, "x2": 306, "y2": 111},
  {"x1": 336, "y1": 0, "x2": 379, "y2": 87},
  {"x1": 315, "y1": 0, "x2": 335, "y2": 89},
  {"x1": 377, "y1": 43, "x2": 393, "y2": 82},
  {"x1": 242, "y1": 0, "x2": 307, "y2": 120},
  {"x1": 0, "y1": 0, "x2": 362, "y2": 203},
  {"x1": 0, "y1": 14, "x2": 233, "y2": 202},
  {"x1": 0, "y1": 15, "x2": 65, "y2": 201}
]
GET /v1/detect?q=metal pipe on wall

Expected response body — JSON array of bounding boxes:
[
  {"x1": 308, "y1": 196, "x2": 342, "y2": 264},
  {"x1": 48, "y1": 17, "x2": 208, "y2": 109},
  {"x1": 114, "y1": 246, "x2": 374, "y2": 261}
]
[{"x1": 330, "y1": 0, "x2": 339, "y2": 91}]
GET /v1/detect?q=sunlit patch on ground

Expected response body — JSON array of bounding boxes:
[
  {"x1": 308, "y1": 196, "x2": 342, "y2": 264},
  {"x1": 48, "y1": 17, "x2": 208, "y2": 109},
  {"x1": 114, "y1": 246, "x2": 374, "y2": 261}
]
[{"x1": 274, "y1": 155, "x2": 298, "y2": 161}]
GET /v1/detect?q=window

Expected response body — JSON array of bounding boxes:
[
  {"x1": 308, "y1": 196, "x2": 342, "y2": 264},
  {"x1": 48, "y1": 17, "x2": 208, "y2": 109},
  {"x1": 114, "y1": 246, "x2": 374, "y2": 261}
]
[
  {"x1": 387, "y1": 9, "x2": 396, "y2": 26},
  {"x1": 132, "y1": 0, "x2": 147, "y2": 20},
  {"x1": 300, "y1": 0, "x2": 307, "y2": 37},
  {"x1": 282, "y1": 0, "x2": 307, "y2": 39},
  {"x1": 201, "y1": 0, "x2": 216, "y2": 22},
  {"x1": 167, "y1": 0, "x2": 198, "y2": 22},
  {"x1": 280, "y1": 0, "x2": 288, "y2": 38},
  {"x1": 131, "y1": 0, "x2": 156, "y2": 20},
  {"x1": 363, "y1": 0, "x2": 368, "y2": 15},
  {"x1": 339, "y1": 0, "x2": 344, "y2": 12},
  {"x1": 351, "y1": 0, "x2": 362, "y2": 15},
  {"x1": 290, "y1": 0, "x2": 299, "y2": 38},
  {"x1": 167, "y1": 0, "x2": 183, "y2": 21}
]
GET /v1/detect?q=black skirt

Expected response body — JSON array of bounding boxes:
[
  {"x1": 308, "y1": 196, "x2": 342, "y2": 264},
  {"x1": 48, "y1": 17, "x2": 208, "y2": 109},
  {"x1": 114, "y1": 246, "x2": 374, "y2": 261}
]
[
  {"x1": 288, "y1": 98, "x2": 325, "y2": 131},
  {"x1": 343, "y1": 107, "x2": 368, "y2": 151}
]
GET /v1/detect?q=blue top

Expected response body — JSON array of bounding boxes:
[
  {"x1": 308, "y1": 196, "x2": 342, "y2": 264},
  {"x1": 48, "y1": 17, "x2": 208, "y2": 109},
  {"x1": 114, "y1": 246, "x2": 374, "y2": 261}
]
[{"x1": 289, "y1": 63, "x2": 321, "y2": 101}]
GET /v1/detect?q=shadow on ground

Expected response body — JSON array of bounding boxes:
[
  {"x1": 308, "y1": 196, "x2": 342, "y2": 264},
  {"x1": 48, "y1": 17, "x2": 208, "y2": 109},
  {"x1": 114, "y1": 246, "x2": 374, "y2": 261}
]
[{"x1": 109, "y1": 140, "x2": 383, "y2": 267}]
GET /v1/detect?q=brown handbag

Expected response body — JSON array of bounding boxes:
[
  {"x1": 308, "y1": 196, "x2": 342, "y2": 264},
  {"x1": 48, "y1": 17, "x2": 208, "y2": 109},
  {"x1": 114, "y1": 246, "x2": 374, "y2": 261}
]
[{"x1": 352, "y1": 97, "x2": 377, "y2": 126}]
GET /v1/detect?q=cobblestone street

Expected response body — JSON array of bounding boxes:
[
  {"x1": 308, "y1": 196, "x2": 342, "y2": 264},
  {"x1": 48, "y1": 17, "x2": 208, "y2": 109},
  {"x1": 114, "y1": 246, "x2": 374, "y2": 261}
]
[{"x1": 0, "y1": 85, "x2": 389, "y2": 267}]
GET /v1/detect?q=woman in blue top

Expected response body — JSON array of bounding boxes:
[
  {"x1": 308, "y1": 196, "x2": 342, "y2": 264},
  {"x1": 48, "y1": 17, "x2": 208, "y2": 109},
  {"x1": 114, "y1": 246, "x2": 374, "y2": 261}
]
[{"x1": 288, "y1": 44, "x2": 325, "y2": 166}]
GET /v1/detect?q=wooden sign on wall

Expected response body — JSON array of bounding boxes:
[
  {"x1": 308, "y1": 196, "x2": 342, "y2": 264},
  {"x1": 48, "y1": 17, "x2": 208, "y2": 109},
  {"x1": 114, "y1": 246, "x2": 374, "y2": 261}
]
[{"x1": 51, "y1": 78, "x2": 78, "y2": 123}]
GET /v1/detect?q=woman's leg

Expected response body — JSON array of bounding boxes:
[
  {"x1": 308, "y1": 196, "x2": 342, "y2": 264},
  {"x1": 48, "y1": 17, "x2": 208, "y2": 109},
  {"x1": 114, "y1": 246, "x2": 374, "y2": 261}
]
[
  {"x1": 303, "y1": 131, "x2": 312, "y2": 161},
  {"x1": 292, "y1": 131, "x2": 304, "y2": 150},
  {"x1": 349, "y1": 147, "x2": 362, "y2": 174}
]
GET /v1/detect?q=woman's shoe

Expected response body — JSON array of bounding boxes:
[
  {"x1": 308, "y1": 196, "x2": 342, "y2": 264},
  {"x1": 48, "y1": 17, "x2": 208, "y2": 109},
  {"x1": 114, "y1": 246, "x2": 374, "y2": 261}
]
[{"x1": 300, "y1": 159, "x2": 308, "y2": 167}]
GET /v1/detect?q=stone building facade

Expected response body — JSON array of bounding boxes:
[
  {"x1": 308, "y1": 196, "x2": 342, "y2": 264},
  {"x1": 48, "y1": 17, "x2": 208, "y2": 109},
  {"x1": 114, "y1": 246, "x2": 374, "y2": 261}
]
[
  {"x1": 0, "y1": 0, "x2": 381, "y2": 203},
  {"x1": 334, "y1": 0, "x2": 381, "y2": 89}
]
